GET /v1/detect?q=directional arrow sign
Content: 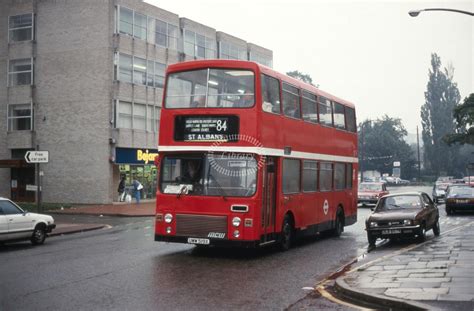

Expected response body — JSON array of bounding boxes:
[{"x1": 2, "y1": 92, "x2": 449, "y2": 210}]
[{"x1": 25, "y1": 151, "x2": 49, "y2": 163}]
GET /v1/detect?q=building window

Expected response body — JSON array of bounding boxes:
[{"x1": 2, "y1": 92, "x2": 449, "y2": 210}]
[
  {"x1": 9, "y1": 13, "x2": 33, "y2": 42},
  {"x1": 117, "y1": 101, "x2": 160, "y2": 132},
  {"x1": 219, "y1": 42, "x2": 247, "y2": 60},
  {"x1": 303, "y1": 160, "x2": 318, "y2": 192},
  {"x1": 134, "y1": 103, "x2": 146, "y2": 130},
  {"x1": 8, "y1": 104, "x2": 32, "y2": 131},
  {"x1": 117, "y1": 53, "x2": 165, "y2": 88},
  {"x1": 333, "y1": 102, "x2": 346, "y2": 130},
  {"x1": 249, "y1": 52, "x2": 273, "y2": 68},
  {"x1": 334, "y1": 163, "x2": 346, "y2": 190},
  {"x1": 319, "y1": 96, "x2": 333, "y2": 126},
  {"x1": 154, "y1": 62, "x2": 165, "y2": 88},
  {"x1": 119, "y1": 54, "x2": 132, "y2": 83},
  {"x1": 319, "y1": 162, "x2": 333, "y2": 191},
  {"x1": 282, "y1": 83, "x2": 300, "y2": 118},
  {"x1": 133, "y1": 12, "x2": 147, "y2": 40},
  {"x1": 282, "y1": 159, "x2": 300, "y2": 194},
  {"x1": 119, "y1": 7, "x2": 133, "y2": 36},
  {"x1": 133, "y1": 57, "x2": 147, "y2": 85},
  {"x1": 302, "y1": 91, "x2": 318, "y2": 123},
  {"x1": 8, "y1": 59, "x2": 33, "y2": 86},
  {"x1": 184, "y1": 30, "x2": 216, "y2": 59},
  {"x1": 118, "y1": 101, "x2": 132, "y2": 128}
]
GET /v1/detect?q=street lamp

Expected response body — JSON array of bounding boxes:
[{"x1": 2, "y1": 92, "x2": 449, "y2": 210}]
[{"x1": 409, "y1": 8, "x2": 474, "y2": 17}]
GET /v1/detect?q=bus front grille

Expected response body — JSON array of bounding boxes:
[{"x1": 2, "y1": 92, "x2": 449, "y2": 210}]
[{"x1": 176, "y1": 214, "x2": 228, "y2": 239}]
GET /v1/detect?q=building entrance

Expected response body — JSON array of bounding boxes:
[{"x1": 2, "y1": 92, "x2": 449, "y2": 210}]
[{"x1": 11, "y1": 167, "x2": 35, "y2": 202}]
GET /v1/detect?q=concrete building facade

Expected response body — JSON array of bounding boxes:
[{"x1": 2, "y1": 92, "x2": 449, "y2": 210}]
[{"x1": 0, "y1": 0, "x2": 273, "y2": 204}]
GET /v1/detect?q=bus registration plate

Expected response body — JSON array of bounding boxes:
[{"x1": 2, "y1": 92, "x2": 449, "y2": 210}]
[{"x1": 187, "y1": 238, "x2": 210, "y2": 245}]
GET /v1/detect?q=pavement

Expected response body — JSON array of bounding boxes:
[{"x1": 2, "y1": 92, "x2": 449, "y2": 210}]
[
  {"x1": 335, "y1": 221, "x2": 474, "y2": 310},
  {"x1": 46, "y1": 200, "x2": 155, "y2": 237}
]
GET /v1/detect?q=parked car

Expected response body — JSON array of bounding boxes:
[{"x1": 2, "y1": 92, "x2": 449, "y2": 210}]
[
  {"x1": 445, "y1": 185, "x2": 474, "y2": 215},
  {"x1": 365, "y1": 192, "x2": 440, "y2": 247},
  {"x1": 432, "y1": 183, "x2": 449, "y2": 203},
  {"x1": 358, "y1": 182, "x2": 389, "y2": 206},
  {"x1": 0, "y1": 197, "x2": 56, "y2": 245}
]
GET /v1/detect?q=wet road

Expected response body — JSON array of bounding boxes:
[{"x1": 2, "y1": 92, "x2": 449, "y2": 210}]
[{"x1": 1, "y1": 185, "x2": 472, "y2": 310}]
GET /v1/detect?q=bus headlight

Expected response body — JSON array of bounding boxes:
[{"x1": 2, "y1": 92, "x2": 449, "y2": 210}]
[
  {"x1": 233, "y1": 230, "x2": 240, "y2": 238},
  {"x1": 166, "y1": 227, "x2": 172, "y2": 234},
  {"x1": 370, "y1": 222, "x2": 378, "y2": 228},
  {"x1": 404, "y1": 219, "x2": 412, "y2": 225},
  {"x1": 164, "y1": 213, "x2": 173, "y2": 224},
  {"x1": 232, "y1": 217, "x2": 241, "y2": 227}
]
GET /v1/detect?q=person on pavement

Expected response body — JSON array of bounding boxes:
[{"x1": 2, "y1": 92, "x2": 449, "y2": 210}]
[
  {"x1": 132, "y1": 178, "x2": 143, "y2": 204},
  {"x1": 118, "y1": 175, "x2": 126, "y2": 202}
]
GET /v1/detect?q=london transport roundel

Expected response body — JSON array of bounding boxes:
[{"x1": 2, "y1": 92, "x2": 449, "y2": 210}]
[{"x1": 323, "y1": 199, "x2": 329, "y2": 215}]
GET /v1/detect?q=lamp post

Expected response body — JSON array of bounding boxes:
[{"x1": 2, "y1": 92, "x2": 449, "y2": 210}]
[{"x1": 409, "y1": 8, "x2": 474, "y2": 17}]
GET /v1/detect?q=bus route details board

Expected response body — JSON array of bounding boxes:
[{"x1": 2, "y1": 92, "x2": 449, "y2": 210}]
[{"x1": 174, "y1": 115, "x2": 239, "y2": 142}]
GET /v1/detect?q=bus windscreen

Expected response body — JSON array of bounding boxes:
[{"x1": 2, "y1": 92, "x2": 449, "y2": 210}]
[{"x1": 165, "y1": 68, "x2": 255, "y2": 109}]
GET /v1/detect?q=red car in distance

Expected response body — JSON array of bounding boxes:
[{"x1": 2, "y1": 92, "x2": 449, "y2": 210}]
[{"x1": 358, "y1": 182, "x2": 389, "y2": 206}]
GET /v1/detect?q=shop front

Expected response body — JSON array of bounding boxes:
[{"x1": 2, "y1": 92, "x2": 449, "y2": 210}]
[{"x1": 115, "y1": 148, "x2": 158, "y2": 200}]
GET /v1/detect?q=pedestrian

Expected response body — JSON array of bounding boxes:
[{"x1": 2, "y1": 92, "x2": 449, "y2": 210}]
[
  {"x1": 133, "y1": 178, "x2": 143, "y2": 204},
  {"x1": 118, "y1": 175, "x2": 126, "y2": 202}
]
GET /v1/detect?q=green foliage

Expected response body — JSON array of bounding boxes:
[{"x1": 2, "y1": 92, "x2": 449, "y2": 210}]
[
  {"x1": 358, "y1": 115, "x2": 417, "y2": 179},
  {"x1": 420, "y1": 53, "x2": 461, "y2": 175},
  {"x1": 286, "y1": 70, "x2": 316, "y2": 86},
  {"x1": 444, "y1": 94, "x2": 474, "y2": 145}
]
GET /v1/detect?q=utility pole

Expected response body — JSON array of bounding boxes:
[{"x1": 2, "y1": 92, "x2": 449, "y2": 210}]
[
  {"x1": 417, "y1": 126, "x2": 421, "y2": 181},
  {"x1": 360, "y1": 123, "x2": 364, "y2": 182}
]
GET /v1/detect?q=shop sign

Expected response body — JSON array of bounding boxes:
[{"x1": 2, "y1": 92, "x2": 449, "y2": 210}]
[{"x1": 115, "y1": 148, "x2": 159, "y2": 165}]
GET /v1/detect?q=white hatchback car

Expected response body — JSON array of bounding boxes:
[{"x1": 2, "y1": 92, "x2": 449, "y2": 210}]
[{"x1": 0, "y1": 197, "x2": 56, "y2": 245}]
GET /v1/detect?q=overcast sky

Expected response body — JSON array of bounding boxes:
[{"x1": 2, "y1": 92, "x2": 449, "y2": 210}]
[{"x1": 147, "y1": 0, "x2": 472, "y2": 135}]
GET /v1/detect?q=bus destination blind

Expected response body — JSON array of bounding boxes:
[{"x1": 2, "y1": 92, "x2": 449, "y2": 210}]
[{"x1": 174, "y1": 115, "x2": 239, "y2": 142}]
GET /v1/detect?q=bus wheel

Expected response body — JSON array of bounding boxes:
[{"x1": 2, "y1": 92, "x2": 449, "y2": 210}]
[
  {"x1": 280, "y1": 215, "x2": 293, "y2": 251},
  {"x1": 332, "y1": 209, "x2": 344, "y2": 237}
]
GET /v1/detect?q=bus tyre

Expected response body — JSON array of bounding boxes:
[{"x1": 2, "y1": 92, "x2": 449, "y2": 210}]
[
  {"x1": 279, "y1": 215, "x2": 293, "y2": 251},
  {"x1": 332, "y1": 210, "x2": 344, "y2": 237}
]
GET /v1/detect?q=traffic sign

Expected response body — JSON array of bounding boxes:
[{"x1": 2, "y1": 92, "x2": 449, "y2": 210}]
[
  {"x1": 25, "y1": 151, "x2": 49, "y2": 163},
  {"x1": 26, "y1": 185, "x2": 38, "y2": 192}
]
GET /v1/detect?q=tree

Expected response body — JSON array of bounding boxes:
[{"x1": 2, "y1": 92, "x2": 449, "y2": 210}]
[
  {"x1": 420, "y1": 53, "x2": 461, "y2": 176},
  {"x1": 444, "y1": 94, "x2": 474, "y2": 145},
  {"x1": 286, "y1": 70, "x2": 317, "y2": 87},
  {"x1": 359, "y1": 116, "x2": 417, "y2": 179}
]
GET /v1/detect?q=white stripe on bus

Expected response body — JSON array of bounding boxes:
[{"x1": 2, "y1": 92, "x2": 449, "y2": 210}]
[{"x1": 157, "y1": 145, "x2": 359, "y2": 163}]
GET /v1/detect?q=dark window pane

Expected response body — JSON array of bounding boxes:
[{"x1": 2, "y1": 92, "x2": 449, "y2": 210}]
[
  {"x1": 283, "y1": 159, "x2": 300, "y2": 194},
  {"x1": 303, "y1": 160, "x2": 318, "y2": 192},
  {"x1": 334, "y1": 163, "x2": 345, "y2": 190},
  {"x1": 319, "y1": 162, "x2": 333, "y2": 191},
  {"x1": 261, "y1": 74, "x2": 281, "y2": 114},
  {"x1": 345, "y1": 107, "x2": 357, "y2": 133},
  {"x1": 333, "y1": 102, "x2": 346, "y2": 129},
  {"x1": 282, "y1": 83, "x2": 300, "y2": 118},
  {"x1": 346, "y1": 164, "x2": 353, "y2": 189}
]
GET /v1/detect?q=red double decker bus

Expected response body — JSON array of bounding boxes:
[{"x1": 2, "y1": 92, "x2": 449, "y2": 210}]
[{"x1": 155, "y1": 60, "x2": 358, "y2": 250}]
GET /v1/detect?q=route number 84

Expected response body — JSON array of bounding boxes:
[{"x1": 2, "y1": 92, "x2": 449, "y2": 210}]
[{"x1": 216, "y1": 120, "x2": 227, "y2": 131}]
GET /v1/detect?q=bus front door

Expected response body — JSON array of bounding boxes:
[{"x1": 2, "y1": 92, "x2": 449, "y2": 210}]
[{"x1": 261, "y1": 157, "x2": 277, "y2": 244}]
